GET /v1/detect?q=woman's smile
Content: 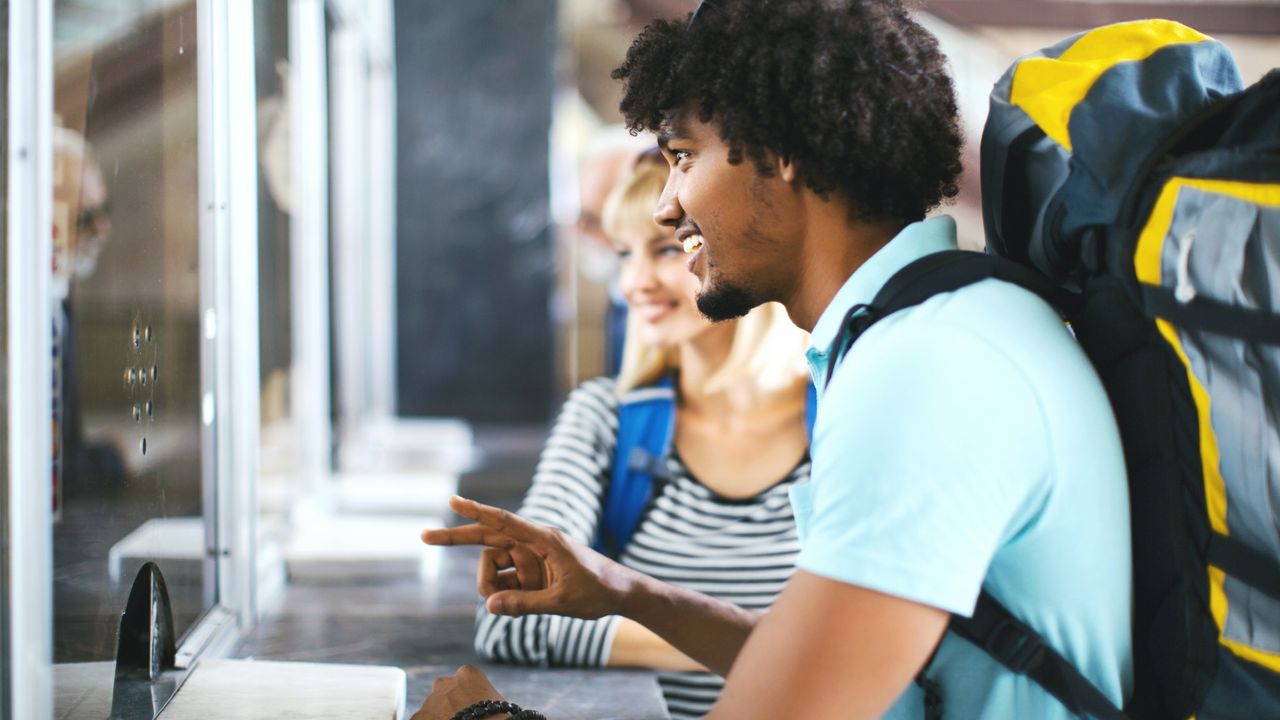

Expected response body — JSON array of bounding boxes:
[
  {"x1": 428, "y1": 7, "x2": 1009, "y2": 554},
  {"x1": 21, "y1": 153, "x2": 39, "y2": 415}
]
[{"x1": 633, "y1": 298, "x2": 680, "y2": 324}]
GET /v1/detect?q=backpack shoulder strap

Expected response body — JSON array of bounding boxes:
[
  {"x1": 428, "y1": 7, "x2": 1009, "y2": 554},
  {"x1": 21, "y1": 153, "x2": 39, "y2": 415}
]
[
  {"x1": 593, "y1": 375, "x2": 676, "y2": 559},
  {"x1": 950, "y1": 592, "x2": 1128, "y2": 720},
  {"x1": 830, "y1": 250, "x2": 1072, "y2": 377}
]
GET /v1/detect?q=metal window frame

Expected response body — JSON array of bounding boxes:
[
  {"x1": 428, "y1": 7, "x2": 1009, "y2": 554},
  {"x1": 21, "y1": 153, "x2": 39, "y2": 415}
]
[
  {"x1": 329, "y1": 0, "x2": 397, "y2": 436},
  {"x1": 1, "y1": 1, "x2": 9, "y2": 715},
  {"x1": 289, "y1": 0, "x2": 333, "y2": 494},
  {"x1": 328, "y1": 0, "x2": 371, "y2": 432},
  {"x1": 366, "y1": 0, "x2": 397, "y2": 421},
  {"x1": 4, "y1": 0, "x2": 54, "y2": 716},
  {"x1": 192, "y1": 0, "x2": 260, "y2": 653}
]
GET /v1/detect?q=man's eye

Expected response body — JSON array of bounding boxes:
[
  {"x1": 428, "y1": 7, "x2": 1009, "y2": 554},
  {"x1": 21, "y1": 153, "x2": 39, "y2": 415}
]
[{"x1": 672, "y1": 150, "x2": 691, "y2": 163}]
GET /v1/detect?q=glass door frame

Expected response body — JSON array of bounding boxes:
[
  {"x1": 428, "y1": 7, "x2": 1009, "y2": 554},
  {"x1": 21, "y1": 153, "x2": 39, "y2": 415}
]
[
  {"x1": 192, "y1": 0, "x2": 261, "y2": 657},
  {"x1": 287, "y1": 0, "x2": 333, "y2": 496},
  {"x1": 328, "y1": 0, "x2": 396, "y2": 434},
  {"x1": 5, "y1": 0, "x2": 54, "y2": 717}
]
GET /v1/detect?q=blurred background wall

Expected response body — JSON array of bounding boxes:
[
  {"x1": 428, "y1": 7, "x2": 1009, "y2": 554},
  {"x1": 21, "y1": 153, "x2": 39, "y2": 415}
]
[{"x1": 394, "y1": 1, "x2": 558, "y2": 423}]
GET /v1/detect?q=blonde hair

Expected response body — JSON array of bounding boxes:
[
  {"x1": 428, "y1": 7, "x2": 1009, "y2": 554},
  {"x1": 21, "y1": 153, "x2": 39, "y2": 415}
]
[
  {"x1": 605, "y1": 162, "x2": 810, "y2": 397},
  {"x1": 602, "y1": 155, "x2": 667, "y2": 243}
]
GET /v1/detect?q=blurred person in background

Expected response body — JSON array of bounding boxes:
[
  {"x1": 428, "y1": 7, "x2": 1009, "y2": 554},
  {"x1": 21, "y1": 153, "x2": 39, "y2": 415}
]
[
  {"x1": 574, "y1": 133, "x2": 646, "y2": 376},
  {"x1": 52, "y1": 127, "x2": 121, "y2": 508}
]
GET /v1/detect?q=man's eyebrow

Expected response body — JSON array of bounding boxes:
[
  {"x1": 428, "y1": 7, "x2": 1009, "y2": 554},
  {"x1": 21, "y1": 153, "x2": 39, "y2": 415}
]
[{"x1": 656, "y1": 118, "x2": 690, "y2": 149}]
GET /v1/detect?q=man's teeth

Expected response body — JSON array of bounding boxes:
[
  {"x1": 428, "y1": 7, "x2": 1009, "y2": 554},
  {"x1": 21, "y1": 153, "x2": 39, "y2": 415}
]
[{"x1": 682, "y1": 235, "x2": 704, "y2": 254}]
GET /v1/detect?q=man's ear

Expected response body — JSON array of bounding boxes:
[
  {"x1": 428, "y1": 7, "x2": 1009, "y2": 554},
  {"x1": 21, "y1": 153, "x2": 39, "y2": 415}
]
[{"x1": 777, "y1": 155, "x2": 799, "y2": 183}]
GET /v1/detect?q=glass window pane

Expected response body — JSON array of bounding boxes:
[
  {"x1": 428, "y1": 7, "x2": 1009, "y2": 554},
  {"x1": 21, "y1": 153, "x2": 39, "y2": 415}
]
[{"x1": 52, "y1": 0, "x2": 209, "y2": 669}]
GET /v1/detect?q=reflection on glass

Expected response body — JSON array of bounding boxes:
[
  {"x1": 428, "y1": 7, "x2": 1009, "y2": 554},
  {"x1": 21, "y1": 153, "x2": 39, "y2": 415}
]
[
  {"x1": 52, "y1": 0, "x2": 207, "y2": 672},
  {"x1": 254, "y1": 0, "x2": 302, "y2": 549}
]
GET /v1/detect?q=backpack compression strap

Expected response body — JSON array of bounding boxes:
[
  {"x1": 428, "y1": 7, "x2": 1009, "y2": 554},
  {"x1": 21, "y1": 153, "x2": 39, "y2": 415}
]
[
  {"x1": 833, "y1": 250, "x2": 1126, "y2": 720},
  {"x1": 1206, "y1": 532, "x2": 1280, "y2": 602},
  {"x1": 1141, "y1": 285, "x2": 1280, "y2": 345}
]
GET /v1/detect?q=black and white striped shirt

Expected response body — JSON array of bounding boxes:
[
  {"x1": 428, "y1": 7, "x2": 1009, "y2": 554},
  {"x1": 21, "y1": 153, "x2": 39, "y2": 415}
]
[{"x1": 474, "y1": 377, "x2": 807, "y2": 719}]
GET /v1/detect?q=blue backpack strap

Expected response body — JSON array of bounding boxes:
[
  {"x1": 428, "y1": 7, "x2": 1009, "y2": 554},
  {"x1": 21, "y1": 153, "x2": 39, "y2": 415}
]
[
  {"x1": 593, "y1": 375, "x2": 676, "y2": 559},
  {"x1": 595, "y1": 377, "x2": 817, "y2": 559}
]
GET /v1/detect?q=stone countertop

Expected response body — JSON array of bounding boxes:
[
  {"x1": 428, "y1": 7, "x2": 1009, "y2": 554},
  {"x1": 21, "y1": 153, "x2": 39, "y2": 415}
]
[
  {"x1": 161, "y1": 660, "x2": 405, "y2": 720},
  {"x1": 53, "y1": 659, "x2": 407, "y2": 720},
  {"x1": 234, "y1": 545, "x2": 668, "y2": 720}
]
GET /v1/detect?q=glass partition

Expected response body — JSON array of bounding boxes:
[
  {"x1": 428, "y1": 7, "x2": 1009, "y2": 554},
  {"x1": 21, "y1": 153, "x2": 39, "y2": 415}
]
[{"x1": 51, "y1": 0, "x2": 209, "y2": 666}]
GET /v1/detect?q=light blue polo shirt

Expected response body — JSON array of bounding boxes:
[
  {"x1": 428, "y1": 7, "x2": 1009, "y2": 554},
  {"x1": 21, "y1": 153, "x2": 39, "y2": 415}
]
[{"x1": 789, "y1": 216, "x2": 1133, "y2": 718}]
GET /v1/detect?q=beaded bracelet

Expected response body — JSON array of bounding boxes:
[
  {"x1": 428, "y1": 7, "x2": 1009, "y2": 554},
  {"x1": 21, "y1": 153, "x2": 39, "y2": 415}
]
[{"x1": 449, "y1": 699, "x2": 546, "y2": 720}]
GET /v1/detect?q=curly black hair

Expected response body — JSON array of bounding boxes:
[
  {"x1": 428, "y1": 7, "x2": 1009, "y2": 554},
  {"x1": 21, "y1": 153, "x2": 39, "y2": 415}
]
[{"x1": 612, "y1": 0, "x2": 963, "y2": 226}]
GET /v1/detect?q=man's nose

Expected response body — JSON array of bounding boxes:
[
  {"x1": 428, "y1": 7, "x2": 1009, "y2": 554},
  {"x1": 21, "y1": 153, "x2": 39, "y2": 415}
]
[{"x1": 653, "y1": 175, "x2": 682, "y2": 228}]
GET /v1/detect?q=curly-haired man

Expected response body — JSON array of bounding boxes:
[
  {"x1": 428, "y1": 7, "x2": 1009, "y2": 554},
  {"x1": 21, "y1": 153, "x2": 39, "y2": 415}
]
[{"x1": 415, "y1": 2, "x2": 1132, "y2": 718}]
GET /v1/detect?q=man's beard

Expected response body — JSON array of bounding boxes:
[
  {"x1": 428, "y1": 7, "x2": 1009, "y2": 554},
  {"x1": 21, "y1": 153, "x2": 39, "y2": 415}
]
[
  {"x1": 692, "y1": 184, "x2": 776, "y2": 322},
  {"x1": 696, "y1": 278, "x2": 759, "y2": 321}
]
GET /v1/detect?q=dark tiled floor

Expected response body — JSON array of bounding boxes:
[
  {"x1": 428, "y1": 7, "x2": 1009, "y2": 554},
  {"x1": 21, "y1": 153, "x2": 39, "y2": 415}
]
[{"x1": 234, "y1": 425, "x2": 669, "y2": 720}]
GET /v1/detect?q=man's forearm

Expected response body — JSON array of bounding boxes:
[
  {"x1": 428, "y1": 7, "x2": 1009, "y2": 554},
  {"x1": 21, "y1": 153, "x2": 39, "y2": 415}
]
[{"x1": 616, "y1": 567, "x2": 759, "y2": 677}]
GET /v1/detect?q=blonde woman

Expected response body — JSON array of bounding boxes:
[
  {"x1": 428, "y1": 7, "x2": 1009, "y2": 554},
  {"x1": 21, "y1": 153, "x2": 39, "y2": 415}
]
[{"x1": 473, "y1": 159, "x2": 811, "y2": 720}]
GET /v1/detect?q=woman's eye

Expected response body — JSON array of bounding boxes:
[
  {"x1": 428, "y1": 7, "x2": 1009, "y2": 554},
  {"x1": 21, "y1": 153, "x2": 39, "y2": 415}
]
[
  {"x1": 616, "y1": 249, "x2": 632, "y2": 261},
  {"x1": 657, "y1": 245, "x2": 683, "y2": 257}
]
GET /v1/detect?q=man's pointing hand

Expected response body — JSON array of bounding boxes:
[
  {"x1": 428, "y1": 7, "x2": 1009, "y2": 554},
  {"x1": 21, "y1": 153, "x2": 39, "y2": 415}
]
[{"x1": 421, "y1": 495, "x2": 640, "y2": 619}]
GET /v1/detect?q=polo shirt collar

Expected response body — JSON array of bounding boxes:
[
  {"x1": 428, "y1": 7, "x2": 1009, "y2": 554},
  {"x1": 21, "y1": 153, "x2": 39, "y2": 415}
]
[{"x1": 806, "y1": 215, "x2": 958, "y2": 376}]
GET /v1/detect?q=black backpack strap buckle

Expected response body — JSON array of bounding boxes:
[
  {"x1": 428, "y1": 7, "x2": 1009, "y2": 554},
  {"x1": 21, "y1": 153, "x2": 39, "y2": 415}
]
[{"x1": 983, "y1": 616, "x2": 1047, "y2": 674}]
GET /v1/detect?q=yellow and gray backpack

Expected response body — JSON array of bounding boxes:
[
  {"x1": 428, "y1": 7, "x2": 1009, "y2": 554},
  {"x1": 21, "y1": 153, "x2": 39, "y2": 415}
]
[
  {"x1": 983, "y1": 20, "x2": 1280, "y2": 720},
  {"x1": 833, "y1": 19, "x2": 1279, "y2": 720}
]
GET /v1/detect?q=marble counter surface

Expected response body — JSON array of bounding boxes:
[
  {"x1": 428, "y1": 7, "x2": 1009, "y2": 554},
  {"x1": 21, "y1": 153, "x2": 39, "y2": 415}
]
[
  {"x1": 53, "y1": 662, "x2": 114, "y2": 720},
  {"x1": 235, "y1": 545, "x2": 668, "y2": 720},
  {"x1": 479, "y1": 666, "x2": 669, "y2": 720},
  {"x1": 159, "y1": 660, "x2": 404, "y2": 720},
  {"x1": 53, "y1": 659, "x2": 405, "y2": 720}
]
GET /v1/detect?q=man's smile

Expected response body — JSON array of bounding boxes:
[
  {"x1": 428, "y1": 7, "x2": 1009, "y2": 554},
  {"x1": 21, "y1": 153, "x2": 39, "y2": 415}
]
[{"x1": 682, "y1": 234, "x2": 706, "y2": 276}]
